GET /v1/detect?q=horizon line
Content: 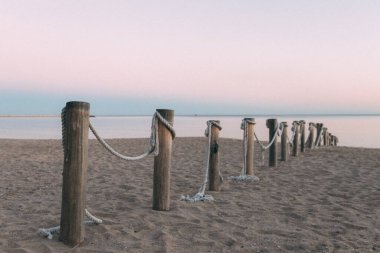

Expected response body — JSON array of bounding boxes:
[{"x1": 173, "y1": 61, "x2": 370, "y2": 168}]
[{"x1": 1, "y1": 113, "x2": 380, "y2": 118}]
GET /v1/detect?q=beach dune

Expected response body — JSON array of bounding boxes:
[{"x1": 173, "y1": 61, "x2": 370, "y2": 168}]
[{"x1": 0, "y1": 137, "x2": 379, "y2": 252}]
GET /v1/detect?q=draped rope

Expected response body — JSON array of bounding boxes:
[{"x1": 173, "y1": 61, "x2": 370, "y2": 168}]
[
  {"x1": 315, "y1": 125, "x2": 324, "y2": 147},
  {"x1": 253, "y1": 121, "x2": 283, "y2": 166},
  {"x1": 180, "y1": 120, "x2": 221, "y2": 202},
  {"x1": 89, "y1": 111, "x2": 175, "y2": 161}
]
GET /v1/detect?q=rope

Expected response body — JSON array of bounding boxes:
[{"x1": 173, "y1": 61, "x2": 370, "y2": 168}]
[
  {"x1": 228, "y1": 119, "x2": 259, "y2": 181},
  {"x1": 181, "y1": 121, "x2": 219, "y2": 202},
  {"x1": 305, "y1": 123, "x2": 317, "y2": 147},
  {"x1": 89, "y1": 111, "x2": 175, "y2": 161},
  {"x1": 38, "y1": 209, "x2": 102, "y2": 239},
  {"x1": 254, "y1": 122, "x2": 282, "y2": 151},
  {"x1": 253, "y1": 121, "x2": 283, "y2": 166},
  {"x1": 287, "y1": 121, "x2": 299, "y2": 145},
  {"x1": 315, "y1": 126, "x2": 324, "y2": 147},
  {"x1": 61, "y1": 107, "x2": 66, "y2": 149}
]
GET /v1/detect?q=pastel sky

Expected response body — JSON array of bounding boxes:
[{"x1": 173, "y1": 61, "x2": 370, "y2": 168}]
[{"x1": 0, "y1": 0, "x2": 379, "y2": 115}]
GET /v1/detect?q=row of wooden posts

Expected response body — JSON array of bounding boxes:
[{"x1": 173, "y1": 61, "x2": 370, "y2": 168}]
[{"x1": 59, "y1": 101, "x2": 338, "y2": 246}]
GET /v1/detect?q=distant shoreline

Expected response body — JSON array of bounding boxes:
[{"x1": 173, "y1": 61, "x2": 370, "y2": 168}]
[
  {"x1": 0, "y1": 115, "x2": 60, "y2": 118},
  {"x1": 1, "y1": 113, "x2": 380, "y2": 118}
]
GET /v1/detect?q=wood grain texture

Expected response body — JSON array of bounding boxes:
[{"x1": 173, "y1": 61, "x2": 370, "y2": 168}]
[{"x1": 60, "y1": 101, "x2": 90, "y2": 246}]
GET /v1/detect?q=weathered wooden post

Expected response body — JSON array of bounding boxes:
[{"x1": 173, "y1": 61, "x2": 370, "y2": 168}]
[
  {"x1": 266, "y1": 119, "x2": 278, "y2": 167},
  {"x1": 208, "y1": 120, "x2": 223, "y2": 191},
  {"x1": 292, "y1": 121, "x2": 300, "y2": 156},
  {"x1": 334, "y1": 136, "x2": 339, "y2": 146},
  {"x1": 300, "y1": 120, "x2": 306, "y2": 152},
  {"x1": 280, "y1": 122, "x2": 288, "y2": 161},
  {"x1": 308, "y1": 123, "x2": 315, "y2": 149},
  {"x1": 323, "y1": 127, "x2": 328, "y2": 146},
  {"x1": 329, "y1": 133, "x2": 333, "y2": 146},
  {"x1": 153, "y1": 109, "x2": 174, "y2": 211},
  {"x1": 243, "y1": 118, "x2": 255, "y2": 175},
  {"x1": 60, "y1": 101, "x2": 90, "y2": 246},
  {"x1": 315, "y1": 123, "x2": 324, "y2": 147}
]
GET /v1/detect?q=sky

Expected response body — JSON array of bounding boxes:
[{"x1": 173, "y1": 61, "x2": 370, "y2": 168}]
[{"x1": 0, "y1": 0, "x2": 379, "y2": 115}]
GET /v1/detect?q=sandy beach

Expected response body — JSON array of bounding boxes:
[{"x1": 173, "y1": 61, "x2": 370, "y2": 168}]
[{"x1": 0, "y1": 137, "x2": 379, "y2": 252}]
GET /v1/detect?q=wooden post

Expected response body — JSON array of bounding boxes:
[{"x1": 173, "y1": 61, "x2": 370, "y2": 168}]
[
  {"x1": 153, "y1": 109, "x2": 174, "y2": 211},
  {"x1": 208, "y1": 120, "x2": 222, "y2": 191},
  {"x1": 315, "y1": 123, "x2": 324, "y2": 147},
  {"x1": 329, "y1": 133, "x2": 333, "y2": 146},
  {"x1": 60, "y1": 101, "x2": 90, "y2": 246},
  {"x1": 280, "y1": 122, "x2": 288, "y2": 161},
  {"x1": 334, "y1": 136, "x2": 339, "y2": 146},
  {"x1": 266, "y1": 119, "x2": 278, "y2": 167},
  {"x1": 308, "y1": 123, "x2": 315, "y2": 149},
  {"x1": 292, "y1": 121, "x2": 299, "y2": 157},
  {"x1": 323, "y1": 127, "x2": 328, "y2": 146},
  {"x1": 300, "y1": 120, "x2": 306, "y2": 152},
  {"x1": 243, "y1": 118, "x2": 255, "y2": 175}
]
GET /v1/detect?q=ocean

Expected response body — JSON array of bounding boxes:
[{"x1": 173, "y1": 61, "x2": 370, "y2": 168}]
[{"x1": 0, "y1": 115, "x2": 379, "y2": 148}]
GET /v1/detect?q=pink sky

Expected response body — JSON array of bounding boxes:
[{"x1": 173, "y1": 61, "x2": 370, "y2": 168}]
[{"x1": 0, "y1": 1, "x2": 379, "y2": 114}]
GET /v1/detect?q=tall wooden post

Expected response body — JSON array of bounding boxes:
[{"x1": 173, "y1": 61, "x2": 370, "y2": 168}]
[
  {"x1": 208, "y1": 120, "x2": 222, "y2": 191},
  {"x1": 153, "y1": 109, "x2": 174, "y2": 211},
  {"x1": 315, "y1": 123, "x2": 324, "y2": 147},
  {"x1": 308, "y1": 123, "x2": 315, "y2": 149},
  {"x1": 329, "y1": 133, "x2": 333, "y2": 146},
  {"x1": 243, "y1": 118, "x2": 255, "y2": 175},
  {"x1": 323, "y1": 127, "x2": 328, "y2": 146},
  {"x1": 300, "y1": 120, "x2": 306, "y2": 152},
  {"x1": 280, "y1": 122, "x2": 288, "y2": 161},
  {"x1": 292, "y1": 121, "x2": 299, "y2": 157},
  {"x1": 60, "y1": 101, "x2": 90, "y2": 246},
  {"x1": 266, "y1": 119, "x2": 278, "y2": 167}
]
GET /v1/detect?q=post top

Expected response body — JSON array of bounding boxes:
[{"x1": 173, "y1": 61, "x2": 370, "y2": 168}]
[
  {"x1": 281, "y1": 121, "x2": 288, "y2": 126},
  {"x1": 65, "y1": 101, "x2": 90, "y2": 110},
  {"x1": 266, "y1": 118, "x2": 277, "y2": 127},
  {"x1": 156, "y1": 109, "x2": 174, "y2": 113},
  {"x1": 243, "y1": 118, "x2": 255, "y2": 124}
]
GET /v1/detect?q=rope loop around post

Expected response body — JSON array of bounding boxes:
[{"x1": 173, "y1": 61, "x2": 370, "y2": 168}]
[
  {"x1": 205, "y1": 120, "x2": 222, "y2": 137},
  {"x1": 39, "y1": 208, "x2": 102, "y2": 240},
  {"x1": 155, "y1": 110, "x2": 176, "y2": 139}
]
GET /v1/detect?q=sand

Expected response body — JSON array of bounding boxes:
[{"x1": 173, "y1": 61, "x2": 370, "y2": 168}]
[{"x1": 0, "y1": 137, "x2": 379, "y2": 253}]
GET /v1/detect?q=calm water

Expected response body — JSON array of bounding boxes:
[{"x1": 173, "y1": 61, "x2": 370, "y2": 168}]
[{"x1": 0, "y1": 115, "x2": 379, "y2": 148}]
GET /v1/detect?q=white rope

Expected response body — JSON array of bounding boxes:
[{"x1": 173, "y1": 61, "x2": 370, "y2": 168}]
[
  {"x1": 253, "y1": 121, "x2": 283, "y2": 166},
  {"x1": 315, "y1": 126, "x2": 324, "y2": 147},
  {"x1": 89, "y1": 111, "x2": 175, "y2": 161},
  {"x1": 287, "y1": 121, "x2": 299, "y2": 145},
  {"x1": 254, "y1": 122, "x2": 282, "y2": 151},
  {"x1": 229, "y1": 119, "x2": 259, "y2": 181},
  {"x1": 181, "y1": 121, "x2": 220, "y2": 202},
  {"x1": 38, "y1": 209, "x2": 102, "y2": 239}
]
